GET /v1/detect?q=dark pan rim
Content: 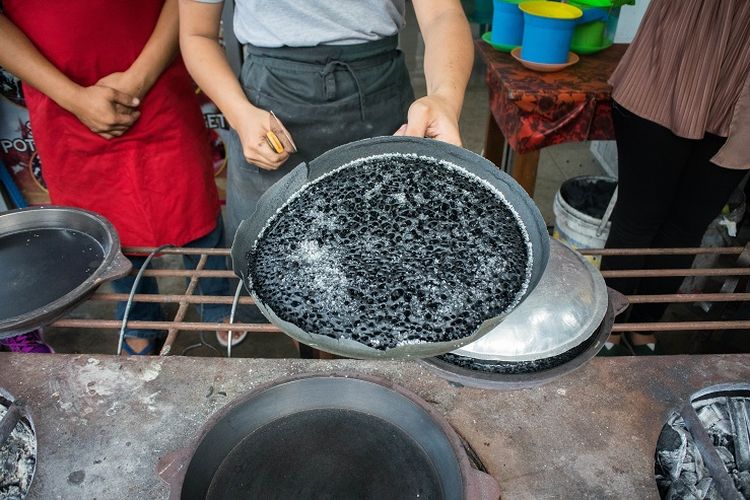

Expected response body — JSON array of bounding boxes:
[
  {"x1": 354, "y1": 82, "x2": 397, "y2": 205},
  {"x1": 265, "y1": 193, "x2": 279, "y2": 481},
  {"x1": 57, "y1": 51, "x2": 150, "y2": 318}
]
[
  {"x1": 0, "y1": 206, "x2": 129, "y2": 334},
  {"x1": 420, "y1": 295, "x2": 615, "y2": 390}
]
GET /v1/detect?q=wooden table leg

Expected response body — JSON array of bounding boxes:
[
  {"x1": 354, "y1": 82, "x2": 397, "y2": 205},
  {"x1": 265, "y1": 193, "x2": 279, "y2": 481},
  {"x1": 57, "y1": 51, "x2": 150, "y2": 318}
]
[
  {"x1": 297, "y1": 342, "x2": 337, "y2": 359},
  {"x1": 483, "y1": 114, "x2": 505, "y2": 169},
  {"x1": 511, "y1": 150, "x2": 540, "y2": 197},
  {"x1": 482, "y1": 113, "x2": 541, "y2": 196}
]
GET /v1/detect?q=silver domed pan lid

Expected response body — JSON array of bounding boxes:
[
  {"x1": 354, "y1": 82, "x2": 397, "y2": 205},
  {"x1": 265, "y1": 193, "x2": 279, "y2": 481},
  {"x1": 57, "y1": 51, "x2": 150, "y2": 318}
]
[
  {"x1": 451, "y1": 238, "x2": 608, "y2": 362},
  {"x1": 231, "y1": 136, "x2": 550, "y2": 359}
]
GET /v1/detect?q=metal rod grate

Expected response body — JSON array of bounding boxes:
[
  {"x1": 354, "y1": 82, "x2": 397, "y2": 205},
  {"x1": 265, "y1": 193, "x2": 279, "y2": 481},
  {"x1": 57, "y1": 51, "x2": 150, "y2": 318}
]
[{"x1": 48, "y1": 244, "x2": 750, "y2": 355}]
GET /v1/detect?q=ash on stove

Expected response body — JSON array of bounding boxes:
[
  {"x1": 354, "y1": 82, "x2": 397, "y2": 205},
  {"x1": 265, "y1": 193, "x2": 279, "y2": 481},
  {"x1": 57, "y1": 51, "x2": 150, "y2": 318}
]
[
  {"x1": 0, "y1": 403, "x2": 36, "y2": 500},
  {"x1": 248, "y1": 153, "x2": 532, "y2": 351},
  {"x1": 655, "y1": 395, "x2": 750, "y2": 499}
]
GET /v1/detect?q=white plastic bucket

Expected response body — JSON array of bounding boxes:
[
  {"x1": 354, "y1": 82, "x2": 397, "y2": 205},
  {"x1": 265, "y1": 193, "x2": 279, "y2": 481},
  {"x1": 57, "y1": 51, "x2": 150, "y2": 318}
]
[{"x1": 552, "y1": 175, "x2": 617, "y2": 268}]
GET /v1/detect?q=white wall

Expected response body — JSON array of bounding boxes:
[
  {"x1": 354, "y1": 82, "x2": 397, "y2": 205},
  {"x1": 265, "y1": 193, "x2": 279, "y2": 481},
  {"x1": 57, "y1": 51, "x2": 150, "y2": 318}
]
[{"x1": 614, "y1": 0, "x2": 652, "y2": 43}]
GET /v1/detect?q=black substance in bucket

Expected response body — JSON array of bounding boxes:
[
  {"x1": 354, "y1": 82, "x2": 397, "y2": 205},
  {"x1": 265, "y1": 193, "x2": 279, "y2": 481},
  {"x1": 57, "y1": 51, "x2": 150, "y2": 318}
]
[{"x1": 560, "y1": 177, "x2": 617, "y2": 220}]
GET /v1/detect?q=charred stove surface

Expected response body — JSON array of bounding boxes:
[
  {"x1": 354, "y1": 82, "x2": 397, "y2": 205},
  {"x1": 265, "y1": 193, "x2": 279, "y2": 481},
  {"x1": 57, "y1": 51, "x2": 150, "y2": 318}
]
[
  {"x1": 0, "y1": 401, "x2": 35, "y2": 499},
  {"x1": 3, "y1": 354, "x2": 750, "y2": 499},
  {"x1": 248, "y1": 153, "x2": 532, "y2": 350},
  {"x1": 656, "y1": 393, "x2": 750, "y2": 499}
]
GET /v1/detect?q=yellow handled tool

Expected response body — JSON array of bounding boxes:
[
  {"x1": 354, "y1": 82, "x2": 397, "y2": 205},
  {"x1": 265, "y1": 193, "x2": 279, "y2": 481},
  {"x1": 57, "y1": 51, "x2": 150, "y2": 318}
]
[
  {"x1": 265, "y1": 110, "x2": 297, "y2": 154},
  {"x1": 265, "y1": 131, "x2": 284, "y2": 154}
]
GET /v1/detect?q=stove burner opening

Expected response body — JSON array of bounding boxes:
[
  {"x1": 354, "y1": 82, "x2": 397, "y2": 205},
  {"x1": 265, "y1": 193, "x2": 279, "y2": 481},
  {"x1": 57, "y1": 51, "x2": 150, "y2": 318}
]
[
  {"x1": 0, "y1": 398, "x2": 36, "y2": 499},
  {"x1": 204, "y1": 408, "x2": 445, "y2": 500}
]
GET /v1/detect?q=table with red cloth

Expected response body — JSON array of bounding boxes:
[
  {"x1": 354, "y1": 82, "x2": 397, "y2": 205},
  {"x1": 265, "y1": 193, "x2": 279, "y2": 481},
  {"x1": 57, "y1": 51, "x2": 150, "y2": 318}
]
[{"x1": 478, "y1": 41, "x2": 627, "y2": 196}]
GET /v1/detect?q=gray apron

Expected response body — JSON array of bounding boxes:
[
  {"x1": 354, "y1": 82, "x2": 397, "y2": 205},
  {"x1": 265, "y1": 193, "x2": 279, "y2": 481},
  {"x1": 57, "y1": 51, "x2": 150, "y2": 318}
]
[{"x1": 226, "y1": 35, "x2": 415, "y2": 240}]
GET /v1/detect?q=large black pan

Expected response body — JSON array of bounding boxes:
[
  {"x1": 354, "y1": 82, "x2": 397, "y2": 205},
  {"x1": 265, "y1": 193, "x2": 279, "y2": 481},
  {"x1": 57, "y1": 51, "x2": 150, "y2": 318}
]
[
  {"x1": 158, "y1": 374, "x2": 500, "y2": 500},
  {"x1": 231, "y1": 136, "x2": 550, "y2": 359},
  {"x1": 0, "y1": 206, "x2": 131, "y2": 338}
]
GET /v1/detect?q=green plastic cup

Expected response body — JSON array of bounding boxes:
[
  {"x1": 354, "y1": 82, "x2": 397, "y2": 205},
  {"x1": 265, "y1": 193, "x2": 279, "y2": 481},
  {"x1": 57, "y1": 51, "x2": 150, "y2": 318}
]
[{"x1": 568, "y1": 0, "x2": 607, "y2": 48}]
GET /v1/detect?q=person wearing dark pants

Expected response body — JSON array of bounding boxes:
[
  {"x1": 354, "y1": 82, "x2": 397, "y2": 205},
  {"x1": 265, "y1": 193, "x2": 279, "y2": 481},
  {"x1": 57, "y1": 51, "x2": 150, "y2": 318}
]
[
  {"x1": 179, "y1": 0, "x2": 474, "y2": 347},
  {"x1": 224, "y1": 36, "x2": 416, "y2": 241},
  {"x1": 601, "y1": 103, "x2": 747, "y2": 354},
  {"x1": 0, "y1": 1, "x2": 230, "y2": 355},
  {"x1": 600, "y1": 0, "x2": 750, "y2": 355}
]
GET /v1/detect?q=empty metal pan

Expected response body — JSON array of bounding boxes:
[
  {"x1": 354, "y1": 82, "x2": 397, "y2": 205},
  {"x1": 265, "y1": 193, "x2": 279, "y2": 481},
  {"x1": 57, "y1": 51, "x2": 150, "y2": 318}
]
[
  {"x1": 231, "y1": 136, "x2": 550, "y2": 359},
  {"x1": 423, "y1": 239, "x2": 627, "y2": 389},
  {"x1": 0, "y1": 206, "x2": 131, "y2": 338},
  {"x1": 158, "y1": 374, "x2": 500, "y2": 500}
]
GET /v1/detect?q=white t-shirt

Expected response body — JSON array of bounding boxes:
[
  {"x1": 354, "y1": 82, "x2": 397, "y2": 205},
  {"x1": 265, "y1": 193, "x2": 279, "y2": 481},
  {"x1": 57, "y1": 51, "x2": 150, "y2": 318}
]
[{"x1": 195, "y1": 0, "x2": 406, "y2": 47}]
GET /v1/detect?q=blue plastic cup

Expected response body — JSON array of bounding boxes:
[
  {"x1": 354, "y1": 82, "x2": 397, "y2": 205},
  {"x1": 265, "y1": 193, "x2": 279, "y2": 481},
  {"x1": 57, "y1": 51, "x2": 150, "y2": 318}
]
[
  {"x1": 491, "y1": 0, "x2": 524, "y2": 47},
  {"x1": 519, "y1": 1, "x2": 583, "y2": 64}
]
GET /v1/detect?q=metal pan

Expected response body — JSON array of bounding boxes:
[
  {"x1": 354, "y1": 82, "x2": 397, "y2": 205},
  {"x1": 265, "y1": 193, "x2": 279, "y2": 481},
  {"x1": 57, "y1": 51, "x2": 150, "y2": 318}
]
[
  {"x1": 231, "y1": 136, "x2": 550, "y2": 359},
  {"x1": 421, "y1": 287, "x2": 629, "y2": 390},
  {"x1": 451, "y1": 238, "x2": 609, "y2": 362},
  {"x1": 158, "y1": 374, "x2": 500, "y2": 500},
  {"x1": 0, "y1": 206, "x2": 131, "y2": 338}
]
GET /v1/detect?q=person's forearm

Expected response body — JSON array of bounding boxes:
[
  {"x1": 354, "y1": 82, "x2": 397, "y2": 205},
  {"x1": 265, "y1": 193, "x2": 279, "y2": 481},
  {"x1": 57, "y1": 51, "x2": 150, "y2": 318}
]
[
  {"x1": 0, "y1": 14, "x2": 82, "y2": 112},
  {"x1": 414, "y1": 0, "x2": 473, "y2": 118},
  {"x1": 181, "y1": 35, "x2": 251, "y2": 127},
  {"x1": 179, "y1": 1, "x2": 291, "y2": 169},
  {"x1": 1, "y1": 14, "x2": 140, "y2": 138},
  {"x1": 127, "y1": 0, "x2": 180, "y2": 96},
  {"x1": 178, "y1": 0, "x2": 254, "y2": 129}
]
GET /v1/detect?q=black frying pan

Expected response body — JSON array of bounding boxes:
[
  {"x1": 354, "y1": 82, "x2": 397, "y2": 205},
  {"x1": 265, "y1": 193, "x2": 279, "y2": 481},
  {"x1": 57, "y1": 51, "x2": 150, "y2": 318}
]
[
  {"x1": 158, "y1": 374, "x2": 500, "y2": 500},
  {"x1": 0, "y1": 206, "x2": 131, "y2": 338},
  {"x1": 231, "y1": 136, "x2": 550, "y2": 359}
]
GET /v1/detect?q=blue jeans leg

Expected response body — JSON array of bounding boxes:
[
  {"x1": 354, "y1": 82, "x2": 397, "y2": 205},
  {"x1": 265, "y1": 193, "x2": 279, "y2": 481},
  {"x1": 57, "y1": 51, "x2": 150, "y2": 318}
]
[
  {"x1": 182, "y1": 215, "x2": 232, "y2": 324},
  {"x1": 113, "y1": 256, "x2": 164, "y2": 340}
]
